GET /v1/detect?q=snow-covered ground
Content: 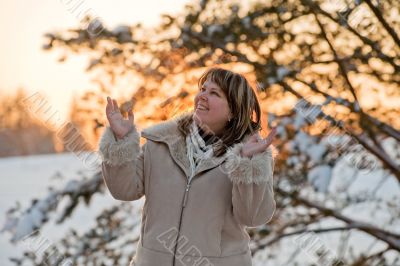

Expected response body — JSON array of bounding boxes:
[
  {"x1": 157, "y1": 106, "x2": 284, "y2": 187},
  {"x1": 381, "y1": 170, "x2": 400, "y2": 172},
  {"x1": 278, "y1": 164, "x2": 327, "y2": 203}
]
[
  {"x1": 0, "y1": 151, "x2": 399, "y2": 265},
  {"x1": 0, "y1": 153, "x2": 118, "y2": 265}
]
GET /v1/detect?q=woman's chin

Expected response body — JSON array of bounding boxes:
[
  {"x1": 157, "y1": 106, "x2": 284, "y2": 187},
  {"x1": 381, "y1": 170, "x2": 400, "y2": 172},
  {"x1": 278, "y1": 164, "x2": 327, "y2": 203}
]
[
  {"x1": 194, "y1": 110, "x2": 205, "y2": 118},
  {"x1": 193, "y1": 112, "x2": 207, "y2": 124}
]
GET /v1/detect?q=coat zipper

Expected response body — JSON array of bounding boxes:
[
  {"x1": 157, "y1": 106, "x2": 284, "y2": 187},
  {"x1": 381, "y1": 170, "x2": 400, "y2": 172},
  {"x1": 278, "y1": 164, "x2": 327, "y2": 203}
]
[
  {"x1": 182, "y1": 182, "x2": 191, "y2": 207},
  {"x1": 172, "y1": 177, "x2": 194, "y2": 266}
]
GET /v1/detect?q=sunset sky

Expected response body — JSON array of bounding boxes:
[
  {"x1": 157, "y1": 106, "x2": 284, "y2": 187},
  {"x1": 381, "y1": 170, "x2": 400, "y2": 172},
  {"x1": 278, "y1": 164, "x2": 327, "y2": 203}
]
[{"x1": 0, "y1": 0, "x2": 189, "y2": 119}]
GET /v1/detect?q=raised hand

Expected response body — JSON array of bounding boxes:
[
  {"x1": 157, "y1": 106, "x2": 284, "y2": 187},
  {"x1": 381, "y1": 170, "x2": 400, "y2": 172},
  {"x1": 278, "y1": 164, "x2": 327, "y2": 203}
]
[
  {"x1": 240, "y1": 127, "x2": 277, "y2": 158},
  {"x1": 106, "y1": 96, "x2": 134, "y2": 139}
]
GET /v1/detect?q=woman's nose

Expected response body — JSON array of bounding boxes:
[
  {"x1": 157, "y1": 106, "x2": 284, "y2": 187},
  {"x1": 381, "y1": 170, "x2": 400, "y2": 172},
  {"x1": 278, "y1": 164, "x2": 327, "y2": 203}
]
[{"x1": 199, "y1": 91, "x2": 208, "y2": 101}]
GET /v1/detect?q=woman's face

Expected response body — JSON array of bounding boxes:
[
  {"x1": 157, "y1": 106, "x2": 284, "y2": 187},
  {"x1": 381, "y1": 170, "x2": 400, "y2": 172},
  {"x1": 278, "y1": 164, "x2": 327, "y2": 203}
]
[{"x1": 193, "y1": 78, "x2": 231, "y2": 136}]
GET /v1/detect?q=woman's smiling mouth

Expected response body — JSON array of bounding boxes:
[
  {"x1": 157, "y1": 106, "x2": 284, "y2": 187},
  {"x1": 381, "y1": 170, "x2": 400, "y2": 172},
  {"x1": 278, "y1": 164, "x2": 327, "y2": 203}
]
[{"x1": 196, "y1": 104, "x2": 209, "y2": 111}]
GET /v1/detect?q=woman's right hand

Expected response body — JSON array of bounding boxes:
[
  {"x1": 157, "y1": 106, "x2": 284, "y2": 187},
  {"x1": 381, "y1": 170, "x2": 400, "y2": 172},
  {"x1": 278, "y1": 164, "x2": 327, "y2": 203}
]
[{"x1": 106, "y1": 96, "x2": 134, "y2": 139}]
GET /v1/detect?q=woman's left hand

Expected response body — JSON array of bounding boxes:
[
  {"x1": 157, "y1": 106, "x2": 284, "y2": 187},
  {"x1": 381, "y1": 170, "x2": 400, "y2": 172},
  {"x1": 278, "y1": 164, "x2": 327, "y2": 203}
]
[{"x1": 240, "y1": 127, "x2": 277, "y2": 158}]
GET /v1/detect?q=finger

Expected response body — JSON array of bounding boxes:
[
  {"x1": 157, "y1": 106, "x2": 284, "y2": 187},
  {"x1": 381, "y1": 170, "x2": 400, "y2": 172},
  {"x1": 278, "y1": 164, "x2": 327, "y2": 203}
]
[
  {"x1": 269, "y1": 127, "x2": 277, "y2": 139},
  {"x1": 106, "y1": 96, "x2": 113, "y2": 114},
  {"x1": 255, "y1": 132, "x2": 263, "y2": 141},
  {"x1": 262, "y1": 127, "x2": 277, "y2": 147},
  {"x1": 128, "y1": 108, "x2": 134, "y2": 124},
  {"x1": 112, "y1": 99, "x2": 119, "y2": 112}
]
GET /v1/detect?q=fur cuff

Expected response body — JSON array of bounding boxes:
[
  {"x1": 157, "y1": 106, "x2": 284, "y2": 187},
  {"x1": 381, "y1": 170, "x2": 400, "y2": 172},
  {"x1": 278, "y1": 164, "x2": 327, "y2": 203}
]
[
  {"x1": 224, "y1": 143, "x2": 274, "y2": 184},
  {"x1": 98, "y1": 126, "x2": 141, "y2": 166}
]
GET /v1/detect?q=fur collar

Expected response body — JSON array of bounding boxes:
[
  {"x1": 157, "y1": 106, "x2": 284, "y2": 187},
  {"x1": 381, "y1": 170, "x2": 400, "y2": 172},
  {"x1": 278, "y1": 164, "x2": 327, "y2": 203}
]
[{"x1": 141, "y1": 113, "x2": 228, "y2": 178}]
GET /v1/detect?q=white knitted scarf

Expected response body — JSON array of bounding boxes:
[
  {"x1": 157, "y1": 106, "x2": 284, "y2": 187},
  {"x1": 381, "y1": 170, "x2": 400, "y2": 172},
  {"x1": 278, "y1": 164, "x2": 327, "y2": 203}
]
[{"x1": 186, "y1": 121, "x2": 214, "y2": 181}]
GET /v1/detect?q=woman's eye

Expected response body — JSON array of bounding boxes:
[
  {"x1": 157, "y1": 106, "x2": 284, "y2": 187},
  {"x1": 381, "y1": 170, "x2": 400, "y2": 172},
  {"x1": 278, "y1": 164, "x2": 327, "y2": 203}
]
[{"x1": 200, "y1": 87, "x2": 219, "y2": 96}]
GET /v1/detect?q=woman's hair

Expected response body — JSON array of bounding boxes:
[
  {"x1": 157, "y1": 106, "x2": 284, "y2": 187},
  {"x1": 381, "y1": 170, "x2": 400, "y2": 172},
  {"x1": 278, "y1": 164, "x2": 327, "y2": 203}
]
[{"x1": 177, "y1": 67, "x2": 262, "y2": 157}]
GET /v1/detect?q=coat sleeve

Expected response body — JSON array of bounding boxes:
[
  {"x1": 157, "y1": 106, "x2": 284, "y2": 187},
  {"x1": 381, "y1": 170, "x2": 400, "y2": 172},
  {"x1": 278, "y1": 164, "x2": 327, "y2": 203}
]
[
  {"x1": 98, "y1": 126, "x2": 146, "y2": 201},
  {"x1": 224, "y1": 143, "x2": 276, "y2": 228}
]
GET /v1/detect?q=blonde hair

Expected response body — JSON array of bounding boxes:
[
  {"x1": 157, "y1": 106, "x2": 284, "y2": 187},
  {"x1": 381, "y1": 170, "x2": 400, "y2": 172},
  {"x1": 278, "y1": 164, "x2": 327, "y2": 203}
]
[{"x1": 178, "y1": 67, "x2": 262, "y2": 157}]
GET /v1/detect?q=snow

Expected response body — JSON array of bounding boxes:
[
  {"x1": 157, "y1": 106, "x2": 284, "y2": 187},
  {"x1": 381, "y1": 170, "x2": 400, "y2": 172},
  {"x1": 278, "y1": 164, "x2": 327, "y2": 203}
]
[
  {"x1": 276, "y1": 66, "x2": 290, "y2": 81},
  {"x1": 242, "y1": 17, "x2": 251, "y2": 29},
  {"x1": 207, "y1": 25, "x2": 222, "y2": 37},
  {"x1": 224, "y1": 34, "x2": 235, "y2": 43},
  {"x1": 267, "y1": 77, "x2": 277, "y2": 85},
  {"x1": 294, "y1": 131, "x2": 314, "y2": 153},
  {"x1": 62, "y1": 180, "x2": 80, "y2": 193},
  {"x1": 112, "y1": 25, "x2": 131, "y2": 35},
  {"x1": 0, "y1": 153, "x2": 122, "y2": 265},
  {"x1": 266, "y1": 66, "x2": 291, "y2": 85},
  {"x1": 293, "y1": 112, "x2": 307, "y2": 129},
  {"x1": 307, "y1": 143, "x2": 328, "y2": 163},
  {"x1": 307, "y1": 165, "x2": 332, "y2": 192},
  {"x1": 11, "y1": 215, "x2": 36, "y2": 243}
]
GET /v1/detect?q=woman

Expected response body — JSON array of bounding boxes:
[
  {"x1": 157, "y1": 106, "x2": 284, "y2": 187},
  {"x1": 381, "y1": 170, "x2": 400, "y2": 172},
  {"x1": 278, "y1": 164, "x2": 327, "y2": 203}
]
[{"x1": 99, "y1": 67, "x2": 277, "y2": 266}]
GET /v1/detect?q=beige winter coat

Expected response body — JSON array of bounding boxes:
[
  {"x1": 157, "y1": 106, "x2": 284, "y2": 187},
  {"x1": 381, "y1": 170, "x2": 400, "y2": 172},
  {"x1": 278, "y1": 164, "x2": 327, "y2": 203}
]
[{"x1": 99, "y1": 113, "x2": 276, "y2": 266}]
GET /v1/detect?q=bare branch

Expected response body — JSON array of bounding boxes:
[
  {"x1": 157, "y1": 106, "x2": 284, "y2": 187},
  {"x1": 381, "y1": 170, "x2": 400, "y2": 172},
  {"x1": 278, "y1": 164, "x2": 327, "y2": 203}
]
[
  {"x1": 363, "y1": 0, "x2": 400, "y2": 47},
  {"x1": 276, "y1": 187, "x2": 400, "y2": 251}
]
